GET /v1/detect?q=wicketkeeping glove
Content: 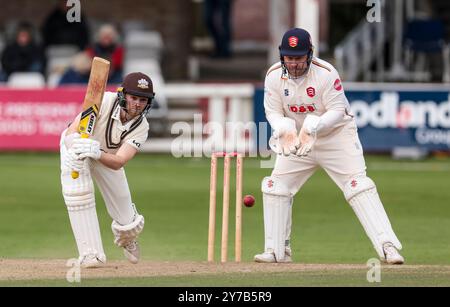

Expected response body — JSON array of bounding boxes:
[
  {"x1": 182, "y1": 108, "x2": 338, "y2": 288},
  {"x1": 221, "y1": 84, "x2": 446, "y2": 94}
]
[
  {"x1": 269, "y1": 117, "x2": 300, "y2": 156},
  {"x1": 295, "y1": 115, "x2": 320, "y2": 157},
  {"x1": 270, "y1": 131, "x2": 300, "y2": 156},
  {"x1": 72, "y1": 138, "x2": 102, "y2": 160}
]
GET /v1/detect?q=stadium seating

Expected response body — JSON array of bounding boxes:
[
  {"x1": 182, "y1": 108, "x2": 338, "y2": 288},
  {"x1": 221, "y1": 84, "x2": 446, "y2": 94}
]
[
  {"x1": 125, "y1": 30, "x2": 163, "y2": 61},
  {"x1": 123, "y1": 28, "x2": 168, "y2": 136},
  {"x1": 7, "y1": 72, "x2": 46, "y2": 88},
  {"x1": 45, "y1": 44, "x2": 80, "y2": 87},
  {"x1": 45, "y1": 45, "x2": 79, "y2": 74},
  {"x1": 0, "y1": 33, "x2": 4, "y2": 72},
  {"x1": 121, "y1": 20, "x2": 148, "y2": 34},
  {"x1": 404, "y1": 19, "x2": 450, "y2": 82}
]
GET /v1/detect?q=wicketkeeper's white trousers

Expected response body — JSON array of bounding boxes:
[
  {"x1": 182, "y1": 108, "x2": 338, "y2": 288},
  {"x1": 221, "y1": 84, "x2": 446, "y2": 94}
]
[
  {"x1": 262, "y1": 122, "x2": 402, "y2": 259},
  {"x1": 272, "y1": 122, "x2": 367, "y2": 192}
]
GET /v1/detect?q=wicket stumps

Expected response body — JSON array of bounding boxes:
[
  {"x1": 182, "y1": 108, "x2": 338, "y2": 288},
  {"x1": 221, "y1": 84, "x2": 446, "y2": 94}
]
[{"x1": 208, "y1": 152, "x2": 243, "y2": 263}]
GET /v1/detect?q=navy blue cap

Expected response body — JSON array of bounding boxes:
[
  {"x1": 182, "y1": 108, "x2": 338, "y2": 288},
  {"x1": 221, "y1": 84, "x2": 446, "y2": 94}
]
[{"x1": 279, "y1": 28, "x2": 313, "y2": 57}]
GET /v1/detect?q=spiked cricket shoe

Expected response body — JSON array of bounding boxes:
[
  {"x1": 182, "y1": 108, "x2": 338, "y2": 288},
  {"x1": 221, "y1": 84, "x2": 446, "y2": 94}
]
[
  {"x1": 383, "y1": 242, "x2": 404, "y2": 265},
  {"x1": 79, "y1": 253, "x2": 106, "y2": 268},
  {"x1": 254, "y1": 248, "x2": 292, "y2": 263},
  {"x1": 123, "y1": 240, "x2": 140, "y2": 264}
]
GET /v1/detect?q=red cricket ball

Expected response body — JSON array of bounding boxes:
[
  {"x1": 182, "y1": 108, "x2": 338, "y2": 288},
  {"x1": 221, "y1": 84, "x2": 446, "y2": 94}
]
[{"x1": 243, "y1": 195, "x2": 255, "y2": 207}]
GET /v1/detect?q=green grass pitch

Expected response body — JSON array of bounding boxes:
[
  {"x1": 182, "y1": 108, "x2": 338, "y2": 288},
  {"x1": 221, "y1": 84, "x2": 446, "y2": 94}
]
[{"x1": 0, "y1": 153, "x2": 450, "y2": 286}]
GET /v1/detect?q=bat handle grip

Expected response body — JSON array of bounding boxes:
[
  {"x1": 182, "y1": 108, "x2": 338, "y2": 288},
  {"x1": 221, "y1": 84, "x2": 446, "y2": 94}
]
[{"x1": 71, "y1": 133, "x2": 89, "y2": 179}]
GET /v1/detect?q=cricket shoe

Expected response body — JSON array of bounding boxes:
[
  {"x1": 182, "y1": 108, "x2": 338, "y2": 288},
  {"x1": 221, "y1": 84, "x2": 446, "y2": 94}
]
[
  {"x1": 79, "y1": 253, "x2": 106, "y2": 268},
  {"x1": 382, "y1": 242, "x2": 404, "y2": 265},
  {"x1": 254, "y1": 247, "x2": 292, "y2": 263},
  {"x1": 123, "y1": 240, "x2": 140, "y2": 264}
]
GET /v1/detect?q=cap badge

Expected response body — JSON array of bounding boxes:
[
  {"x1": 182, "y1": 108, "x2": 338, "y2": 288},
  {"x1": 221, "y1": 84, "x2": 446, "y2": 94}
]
[
  {"x1": 288, "y1": 36, "x2": 299, "y2": 48},
  {"x1": 137, "y1": 78, "x2": 149, "y2": 89}
]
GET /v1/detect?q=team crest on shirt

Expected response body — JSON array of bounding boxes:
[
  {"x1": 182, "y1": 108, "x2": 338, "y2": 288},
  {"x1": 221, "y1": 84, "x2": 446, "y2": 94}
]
[
  {"x1": 306, "y1": 87, "x2": 315, "y2": 97},
  {"x1": 288, "y1": 104, "x2": 317, "y2": 114}
]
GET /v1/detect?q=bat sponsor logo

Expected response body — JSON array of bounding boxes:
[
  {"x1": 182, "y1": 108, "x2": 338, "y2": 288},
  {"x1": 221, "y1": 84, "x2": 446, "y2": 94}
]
[{"x1": 87, "y1": 114, "x2": 96, "y2": 134}]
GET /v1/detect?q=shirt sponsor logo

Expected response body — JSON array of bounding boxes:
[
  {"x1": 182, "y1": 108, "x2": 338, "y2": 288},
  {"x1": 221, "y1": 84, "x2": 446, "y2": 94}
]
[
  {"x1": 288, "y1": 104, "x2": 316, "y2": 114},
  {"x1": 334, "y1": 79, "x2": 342, "y2": 91}
]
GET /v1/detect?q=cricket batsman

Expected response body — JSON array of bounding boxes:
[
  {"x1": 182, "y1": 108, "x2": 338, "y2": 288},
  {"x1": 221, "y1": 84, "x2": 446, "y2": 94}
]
[
  {"x1": 60, "y1": 72, "x2": 154, "y2": 267},
  {"x1": 254, "y1": 28, "x2": 404, "y2": 264}
]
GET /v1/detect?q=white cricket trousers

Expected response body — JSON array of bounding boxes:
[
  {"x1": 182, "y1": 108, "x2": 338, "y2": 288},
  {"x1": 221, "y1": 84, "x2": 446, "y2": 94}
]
[{"x1": 272, "y1": 122, "x2": 367, "y2": 193}]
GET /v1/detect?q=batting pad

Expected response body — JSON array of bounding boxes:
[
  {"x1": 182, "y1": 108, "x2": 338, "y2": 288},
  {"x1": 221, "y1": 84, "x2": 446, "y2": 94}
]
[
  {"x1": 111, "y1": 212, "x2": 145, "y2": 247},
  {"x1": 344, "y1": 176, "x2": 402, "y2": 259},
  {"x1": 61, "y1": 142, "x2": 105, "y2": 261},
  {"x1": 262, "y1": 177, "x2": 292, "y2": 262}
]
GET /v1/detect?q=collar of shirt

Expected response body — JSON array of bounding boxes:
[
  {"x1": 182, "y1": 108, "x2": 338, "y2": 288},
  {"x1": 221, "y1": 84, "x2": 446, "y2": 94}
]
[
  {"x1": 111, "y1": 105, "x2": 137, "y2": 132},
  {"x1": 291, "y1": 74, "x2": 306, "y2": 85},
  {"x1": 287, "y1": 65, "x2": 311, "y2": 85}
]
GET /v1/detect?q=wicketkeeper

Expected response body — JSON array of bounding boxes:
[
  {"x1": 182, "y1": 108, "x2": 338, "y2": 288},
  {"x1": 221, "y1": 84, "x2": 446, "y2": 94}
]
[
  {"x1": 60, "y1": 72, "x2": 153, "y2": 267},
  {"x1": 255, "y1": 28, "x2": 404, "y2": 264}
]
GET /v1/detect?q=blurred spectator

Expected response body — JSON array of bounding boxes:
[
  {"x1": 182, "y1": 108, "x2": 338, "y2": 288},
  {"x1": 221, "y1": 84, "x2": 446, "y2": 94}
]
[
  {"x1": 86, "y1": 24, "x2": 124, "y2": 83},
  {"x1": 58, "y1": 51, "x2": 92, "y2": 85},
  {"x1": 0, "y1": 22, "x2": 45, "y2": 80},
  {"x1": 41, "y1": 0, "x2": 90, "y2": 50},
  {"x1": 203, "y1": 0, "x2": 233, "y2": 58}
]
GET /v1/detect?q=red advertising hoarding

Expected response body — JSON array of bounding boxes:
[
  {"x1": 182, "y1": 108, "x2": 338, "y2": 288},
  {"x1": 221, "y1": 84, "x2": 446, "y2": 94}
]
[{"x1": 0, "y1": 88, "x2": 85, "y2": 151}]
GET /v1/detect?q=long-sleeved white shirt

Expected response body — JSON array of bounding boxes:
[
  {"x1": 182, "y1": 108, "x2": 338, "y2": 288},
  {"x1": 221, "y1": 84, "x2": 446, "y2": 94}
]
[{"x1": 264, "y1": 57, "x2": 354, "y2": 136}]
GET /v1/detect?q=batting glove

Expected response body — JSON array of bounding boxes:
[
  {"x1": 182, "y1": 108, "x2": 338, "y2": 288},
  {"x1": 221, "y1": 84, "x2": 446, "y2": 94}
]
[
  {"x1": 65, "y1": 148, "x2": 85, "y2": 172},
  {"x1": 64, "y1": 132, "x2": 81, "y2": 150},
  {"x1": 72, "y1": 138, "x2": 102, "y2": 160}
]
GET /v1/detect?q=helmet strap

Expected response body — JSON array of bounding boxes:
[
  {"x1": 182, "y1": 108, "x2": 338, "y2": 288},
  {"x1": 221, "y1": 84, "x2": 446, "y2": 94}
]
[
  {"x1": 117, "y1": 87, "x2": 154, "y2": 120},
  {"x1": 279, "y1": 46, "x2": 314, "y2": 79}
]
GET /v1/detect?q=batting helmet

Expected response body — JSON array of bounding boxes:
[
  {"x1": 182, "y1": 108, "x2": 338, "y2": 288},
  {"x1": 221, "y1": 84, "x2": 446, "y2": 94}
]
[
  {"x1": 117, "y1": 72, "x2": 155, "y2": 115},
  {"x1": 279, "y1": 28, "x2": 314, "y2": 74}
]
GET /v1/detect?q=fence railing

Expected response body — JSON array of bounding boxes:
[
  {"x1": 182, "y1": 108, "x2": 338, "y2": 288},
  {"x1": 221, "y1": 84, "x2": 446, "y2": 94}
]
[{"x1": 141, "y1": 83, "x2": 256, "y2": 155}]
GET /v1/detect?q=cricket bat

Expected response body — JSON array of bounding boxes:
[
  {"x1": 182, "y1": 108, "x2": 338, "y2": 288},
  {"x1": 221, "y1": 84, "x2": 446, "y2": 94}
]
[{"x1": 71, "y1": 57, "x2": 110, "y2": 179}]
